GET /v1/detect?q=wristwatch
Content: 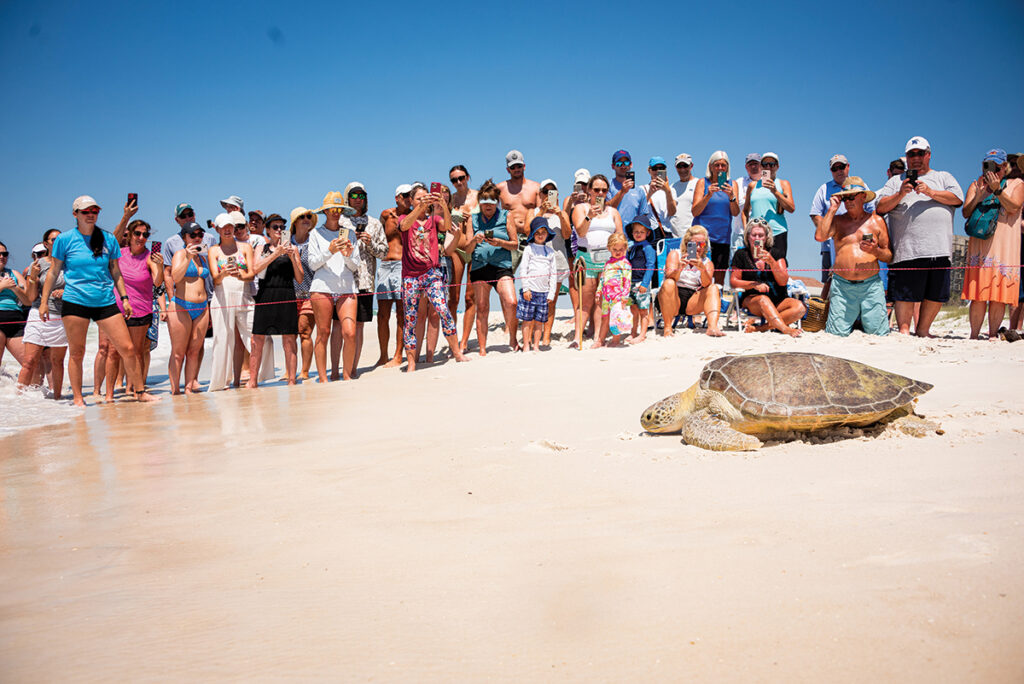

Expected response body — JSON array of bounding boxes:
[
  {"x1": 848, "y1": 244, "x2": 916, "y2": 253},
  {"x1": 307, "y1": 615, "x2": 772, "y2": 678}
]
[{"x1": 120, "y1": 295, "x2": 129, "y2": 301}]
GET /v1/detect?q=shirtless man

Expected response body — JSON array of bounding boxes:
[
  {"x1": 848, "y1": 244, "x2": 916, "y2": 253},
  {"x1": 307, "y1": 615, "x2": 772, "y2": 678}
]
[
  {"x1": 498, "y1": 149, "x2": 540, "y2": 249},
  {"x1": 376, "y1": 184, "x2": 413, "y2": 366},
  {"x1": 815, "y1": 176, "x2": 892, "y2": 336}
]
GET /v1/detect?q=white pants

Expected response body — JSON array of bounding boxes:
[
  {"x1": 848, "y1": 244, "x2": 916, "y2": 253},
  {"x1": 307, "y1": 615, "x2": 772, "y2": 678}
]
[{"x1": 206, "y1": 277, "x2": 274, "y2": 391}]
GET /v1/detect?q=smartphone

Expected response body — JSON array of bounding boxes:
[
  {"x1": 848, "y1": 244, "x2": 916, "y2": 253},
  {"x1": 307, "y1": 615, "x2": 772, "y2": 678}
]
[
  {"x1": 625, "y1": 171, "x2": 635, "y2": 183},
  {"x1": 717, "y1": 171, "x2": 727, "y2": 187},
  {"x1": 355, "y1": 226, "x2": 365, "y2": 234},
  {"x1": 861, "y1": 233, "x2": 875, "y2": 244},
  {"x1": 547, "y1": 189, "x2": 558, "y2": 206},
  {"x1": 982, "y1": 161, "x2": 999, "y2": 174},
  {"x1": 595, "y1": 195, "x2": 605, "y2": 212},
  {"x1": 430, "y1": 182, "x2": 443, "y2": 195},
  {"x1": 485, "y1": 229, "x2": 494, "y2": 239},
  {"x1": 753, "y1": 238, "x2": 763, "y2": 250},
  {"x1": 127, "y1": 192, "x2": 138, "y2": 206},
  {"x1": 907, "y1": 169, "x2": 919, "y2": 184},
  {"x1": 573, "y1": 182, "x2": 584, "y2": 195},
  {"x1": 151, "y1": 241, "x2": 162, "y2": 256},
  {"x1": 656, "y1": 170, "x2": 668, "y2": 181},
  {"x1": 226, "y1": 255, "x2": 237, "y2": 269},
  {"x1": 206, "y1": 220, "x2": 214, "y2": 229},
  {"x1": 761, "y1": 169, "x2": 772, "y2": 181},
  {"x1": 686, "y1": 241, "x2": 697, "y2": 260},
  {"x1": 451, "y1": 210, "x2": 464, "y2": 226}
]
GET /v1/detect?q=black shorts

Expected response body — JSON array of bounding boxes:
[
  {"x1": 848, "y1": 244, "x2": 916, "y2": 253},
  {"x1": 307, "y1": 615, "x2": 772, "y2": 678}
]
[
  {"x1": 0, "y1": 308, "x2": 27, "y2": 337},
  {"x1": 355, "y1": 290, "x2": 374, "y2": 323},
  {"x1": 889, "y1": 257, "x2": 951, "y2": 303},
  {"x1": 126, "y1": 313, "x2": 153, "y2": 328},
  {"x1": 772, "y1": 232, "x2": 788, "y2": 259},
  {"x1": 61, "y1": 300, "x2": 122, "y2": 322},
  {"x1": 709, "y1": 242, "x2": 730, "y2": 277},
  {"x1": 678, "y1": 286, "x2": 699, "y2": 312},
  {"x1": 470, "y1": 263, "x2": 514, "y2": 284}
]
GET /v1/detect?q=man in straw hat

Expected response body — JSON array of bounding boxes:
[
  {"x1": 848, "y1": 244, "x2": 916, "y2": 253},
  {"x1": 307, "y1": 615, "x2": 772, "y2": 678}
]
[{"x1": 815, "y1": 177, "x2": 892, "y2": 337}]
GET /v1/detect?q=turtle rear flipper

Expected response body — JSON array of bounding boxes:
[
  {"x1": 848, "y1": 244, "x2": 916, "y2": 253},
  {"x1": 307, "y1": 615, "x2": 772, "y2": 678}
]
[{"x1": 682, "y1": 409, "x2": 762, "y2": 451}]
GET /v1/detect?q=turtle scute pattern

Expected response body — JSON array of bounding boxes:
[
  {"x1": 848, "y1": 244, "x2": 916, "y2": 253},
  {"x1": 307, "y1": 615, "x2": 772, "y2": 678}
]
[{"x1": 699, "y1": 352, "x2": 934, "y2": 420}]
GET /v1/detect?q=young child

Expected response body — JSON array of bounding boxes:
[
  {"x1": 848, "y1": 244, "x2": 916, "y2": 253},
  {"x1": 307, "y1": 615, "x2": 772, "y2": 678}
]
[
  {"x1": 594, "y1": 232, "x2": 632, "y2": 348},
  {"x1": 516, "y1": 217, "x2": 558, "y2": 351},
  {"x1": 626, "y1": 217, "x2": 656, "y2": 343}
]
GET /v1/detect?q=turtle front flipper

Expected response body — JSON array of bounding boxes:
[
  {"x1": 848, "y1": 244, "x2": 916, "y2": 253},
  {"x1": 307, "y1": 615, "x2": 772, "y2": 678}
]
[{"x1": 682, "y1": 409, "x2": 762, "y2": 451}]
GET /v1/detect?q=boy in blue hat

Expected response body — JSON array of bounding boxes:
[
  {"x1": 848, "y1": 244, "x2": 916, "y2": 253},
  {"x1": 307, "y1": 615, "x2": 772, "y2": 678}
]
[
  {"x1": 517, "y1": 217, "x2": 558, "y2": 351},
  {"x1": 626, "y1": 215, "x2": 656, "y2": 343}
]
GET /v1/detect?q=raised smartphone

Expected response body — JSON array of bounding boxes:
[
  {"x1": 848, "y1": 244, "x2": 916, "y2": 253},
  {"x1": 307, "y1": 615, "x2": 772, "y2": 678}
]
[
  {"x1": 625, "y1": 171, "x2": 635, "y2": 183},
  {"x1": 656, "y1": 169, "x2": 668, "y2": 181},
  {"x1": 761, "y1": 169, "x2": 772, "y2": 181},
  {"x1": 151, "y1": 241, "x2": 162, "y2": 256},
  {"x1": 430, "y1": 182, "x2": 443, "y2": 195},
  {"x1": 127, "y1": 192, "x2": 138, "y2": 206},
  {"x1": 547, "y1": 189, "x2": 558, "y2": 206},
  {"x1": 686, "y1": 241, "x2": 697, "y2": 260},
  {"x1": 595, "y1": 195, "x2": 605, "y2": 212},
  {"x1": 717, "y1": 171, "x2": 728, "y2": 187}
]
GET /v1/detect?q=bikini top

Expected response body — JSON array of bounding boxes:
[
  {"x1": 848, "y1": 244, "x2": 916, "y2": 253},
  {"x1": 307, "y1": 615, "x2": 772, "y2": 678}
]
[{"x1": 185, "y1": 255, "x2": 209, "y2": 279}]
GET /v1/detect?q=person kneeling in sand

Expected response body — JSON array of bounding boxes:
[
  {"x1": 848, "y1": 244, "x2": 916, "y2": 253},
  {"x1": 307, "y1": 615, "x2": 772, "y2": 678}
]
[
  {"x1": 815, "y1": 177, "x2": 892, "y2": 336},
  {"x1": 729, "y1": 218, "x2": 804, "y2": 337},
  {"x1": 658, "y1": 224, "x2": 725, "y2": 337}
]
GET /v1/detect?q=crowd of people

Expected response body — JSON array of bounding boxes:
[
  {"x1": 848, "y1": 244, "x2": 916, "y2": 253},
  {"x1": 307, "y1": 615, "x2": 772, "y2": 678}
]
[{"x1": 1, "y1": 137, "x2": 1022, "y2": 406}]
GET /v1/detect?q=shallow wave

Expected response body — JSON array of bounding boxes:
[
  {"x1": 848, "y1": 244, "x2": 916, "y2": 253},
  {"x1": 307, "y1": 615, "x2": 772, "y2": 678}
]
[{"x1": 0, "y1": 366, "x2": 82, "y2": 436}]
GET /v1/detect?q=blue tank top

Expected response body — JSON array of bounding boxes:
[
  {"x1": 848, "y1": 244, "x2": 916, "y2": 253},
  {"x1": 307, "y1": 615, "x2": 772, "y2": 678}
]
[
  {"x1": 0, "y1": 268, "x2": 22, "y2": 311},
  {"x1": 748, "y1": 181, "x2": 789, "y2": 236},
  {"x1": 694, "y1": 178, "x2": 732, "y2": 244},
  {"x1": 472, "y1": 209, "x2": 512, "y2": 270}
]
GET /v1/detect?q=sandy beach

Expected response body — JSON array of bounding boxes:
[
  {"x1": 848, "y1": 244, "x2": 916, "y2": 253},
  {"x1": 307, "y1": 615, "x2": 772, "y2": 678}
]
[{"x1": 2, "y1": 311, "x2": 1023, "y2": 682}]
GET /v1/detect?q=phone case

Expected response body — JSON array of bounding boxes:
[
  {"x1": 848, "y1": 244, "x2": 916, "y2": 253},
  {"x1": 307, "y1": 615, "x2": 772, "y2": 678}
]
[{"x1": 430, "y1": 182, "x2": 442, "y2": 195}]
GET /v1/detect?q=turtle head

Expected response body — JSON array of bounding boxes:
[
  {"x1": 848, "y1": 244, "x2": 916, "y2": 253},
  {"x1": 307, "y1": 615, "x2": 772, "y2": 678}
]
[{"x1": 641, "y1": 383, "x2": 699, "y2": 434}]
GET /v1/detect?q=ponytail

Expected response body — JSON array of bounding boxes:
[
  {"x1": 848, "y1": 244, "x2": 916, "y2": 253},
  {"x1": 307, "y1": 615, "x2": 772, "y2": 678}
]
[{"x1": 89, "y1": 228, "x2": 106, "y2": 257}]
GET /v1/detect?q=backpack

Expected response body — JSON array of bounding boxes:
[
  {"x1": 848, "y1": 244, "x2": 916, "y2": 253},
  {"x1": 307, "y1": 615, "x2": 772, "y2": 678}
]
[{"x1": 965, "y1": 180, "x2": 1006, "y2": 240}]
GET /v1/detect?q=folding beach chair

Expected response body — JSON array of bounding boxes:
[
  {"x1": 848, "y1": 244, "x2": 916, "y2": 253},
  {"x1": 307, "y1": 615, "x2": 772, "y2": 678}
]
[{"x1": 651, "y1": 238, "x2": 682, "y2": 330}]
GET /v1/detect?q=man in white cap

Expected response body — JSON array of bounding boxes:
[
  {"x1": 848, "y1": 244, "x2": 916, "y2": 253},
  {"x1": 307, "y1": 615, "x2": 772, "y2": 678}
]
[
  {"x1": 375, "y1": 184, "x2": 414, "y2": 367},
  {"x1": 669, "y1": 153, "x2": 698, "y2": 237},
  {"x1": 729, "y1": 153, "x2": 764, "y2": 250},
  {"x1": 809, "y1": 154, "x2": 876, "y2": 286},
  {"x1": 876, "y1": 136, "x2": 963, "y2": 337}
]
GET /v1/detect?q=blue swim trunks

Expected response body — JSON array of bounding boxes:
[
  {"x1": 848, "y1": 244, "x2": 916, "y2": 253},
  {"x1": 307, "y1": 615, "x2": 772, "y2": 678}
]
[
  {"x1": 825, "y1": 274, "x2": 889, "y2": 336},
  {"x1": 516, "y1": 290, "x2": 549, "y2": 322}
]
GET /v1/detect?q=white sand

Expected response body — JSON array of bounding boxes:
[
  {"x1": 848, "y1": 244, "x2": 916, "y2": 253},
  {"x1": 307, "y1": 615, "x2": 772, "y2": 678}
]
[{"x1": 1, "y1": 310, "x2": 1023, "y2": 682}]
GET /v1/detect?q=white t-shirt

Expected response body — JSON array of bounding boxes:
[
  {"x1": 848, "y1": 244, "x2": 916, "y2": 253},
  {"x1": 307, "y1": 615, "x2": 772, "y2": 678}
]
[
  {"x1": 668, "y1": 178, "x2": 698, "y2": 237},
  {"x1": 519, "y1": 242, "x2": 558, "y2": 299},
  {"x1": 640, "y1": 183, "x2": 678, "y2": 236},
  {"x1": 877, "y1": 170, "x2": 963, "y2": 262}
]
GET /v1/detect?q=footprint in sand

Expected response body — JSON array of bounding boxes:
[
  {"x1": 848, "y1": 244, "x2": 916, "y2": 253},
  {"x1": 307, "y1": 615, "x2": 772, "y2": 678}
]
[{"x1": 523, "y1": 439, "x2": 569, "y2": 453}]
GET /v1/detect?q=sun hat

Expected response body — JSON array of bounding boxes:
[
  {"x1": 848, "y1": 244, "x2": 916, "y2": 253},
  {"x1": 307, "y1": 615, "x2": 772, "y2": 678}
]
[
  {"x1": 627, "y1": 213, "x2": 652, "y2": 231},
  {"x1": 72, "y1": 195, "x2": 100, "y2": 212},
  {"x1": 506, "y1": 149, "x2": 525, "y2": 166},
  {"x1": 289, "y1": 206, "x2": 317, "y2": 229},
  {"x1": 745, "y1": 153, "x2": 762, "y2": 164},
  {"x1": 213, "y1": 213, "x2": 233, "y2": 229},
  {"x1": 982, "y1": 148, "x2": 1007, "y2": 165},
  {"x1": 612, "y1": 149, "x2": 631, "y2": 163},
  {"x1": 175, "y1": 202, "x2": 193, "y2": 218},
  {"x1": 761, "y1": 152, "x2": 780, "y2": 163},
  {"x1": 675, "y1": 153, "x2": 693, "y2": 167},
  {"x1": 220, "y1": 195, "x2": 244, "y2": 211},
  {"x1": 574, "y1": 168, "x2": 591, "y2": 184},
  {"x1": 833, "y1": 176, "x2": 876, "y2": 203},
  {"x1": 539, "y1": 178, "x2": 558, "y2": 191},
  {"x1": 227, "y1": 210, "x2": 247, "y2": 226},
  {"x1": 829, "y1": 154, "x2": 849, "y2": 168},
  {"x1": 263, "y1": 213, "x2": 286, "y2": 227},
  {"x1": 905, "y1": 136, "x2": 930, "y2": 153},
  {"x1": 528, "y1": 216, "x2": 554, "y2": 242},
  {"x1": 316, "y1": 191, "x2": 346, "y2": 213}
]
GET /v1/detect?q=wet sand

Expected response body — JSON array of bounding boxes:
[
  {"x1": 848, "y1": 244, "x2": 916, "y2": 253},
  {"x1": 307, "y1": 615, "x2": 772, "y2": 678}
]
[{"x1": 2, "y1": 313, "x2": 1024, "y2": 681}]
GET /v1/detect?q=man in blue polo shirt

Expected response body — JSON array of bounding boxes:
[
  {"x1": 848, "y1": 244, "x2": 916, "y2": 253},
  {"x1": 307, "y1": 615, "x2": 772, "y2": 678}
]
[
  {"x1": 809, "y1": 154, "x2": 876, "y2": 286},
  {"x1": 607, "y1": 149, "x2": 648, "y2": 226}
]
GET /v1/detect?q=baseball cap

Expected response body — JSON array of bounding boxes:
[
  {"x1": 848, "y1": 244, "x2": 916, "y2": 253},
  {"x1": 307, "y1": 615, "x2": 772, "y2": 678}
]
[
  {"x1": 675, "y1": 153, "x2": 693, "y2": 167},
  {"x1": 745, "y1": 153, "x2": 762, "y2": 164},
  {"x1": 506, "y1": 149, "x2": 525, "y2": 167},
  {"x1": 179, "y1": 221, "x2": 203, "y2": 237},
  {"x1": 263, "y1": 213, "x2": 286, "y2": 226},
  {"x1": 220, "y1": 195, "x2": 244, "y2": 211},
  {"x1": 31, "y1": 242, "x2": 46, "y2": 256},
  {"x1": 395, "y1": 184, "x2": 413, "y2": 196},
  {"x1": 983, "y1": 148, "x2": 1007, "y2": 164},
  {"x1": 905, "y1": 136, "x2": 930, "y2": 153},
  {"x1": 247, "y1": 210, "x2": 264, "y2": 221},
  {"x1": 648, "y1": 156, "x2": 667, "y2": 169},
  {"x1": 612, "y1": 149, "x2": 631, "y2": 163},
  {"x1": 829, "y1": 154, "x2": 849, "y2": 168},
  {"x1": 72, "y1": 195, "x2": 100, "y2": 212},
  {"x1": 227, "y1": 211, "x2": 247, "y2": 226},
  {"x1": 346, "y1": 182, "x2": 367, "y2": 195},
  {"x1": 761, "y1": 152, "x2": 779, "y2": 163},
  {"x1": 539, "y1": 178, "x2": 558, "y2": 191},
  {"x1": 175, "y1": 202, "x2": 193, "y2": 218},
  {"x1": 213, "y1": 213, "x2": 232, "y2": 229},
  {"x1": 574, "y1": 168, "x2": 591, "y2": 184}
]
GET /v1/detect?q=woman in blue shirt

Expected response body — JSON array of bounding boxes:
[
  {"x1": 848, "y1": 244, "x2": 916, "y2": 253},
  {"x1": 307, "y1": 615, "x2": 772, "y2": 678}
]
[
  {"x1": 0, "y1": 240, "x2": 29, "y2": 368},
  {"x1": 465, "y1": 180, "x2": 520, "y2": 354},
  {"x1": 40, "y1": 196, "x2": 158, "y2": 406},
  {"x1": 690, "y1": 151, "x2": 740, "y2": 286}
]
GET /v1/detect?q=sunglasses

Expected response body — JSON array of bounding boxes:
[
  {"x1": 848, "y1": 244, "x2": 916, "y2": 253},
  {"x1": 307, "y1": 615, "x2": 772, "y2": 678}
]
[
  {"x1": 179, "y1": 210, "x2": 195, "y2": 218},
  {"x1": 0, "y1": 252, "x2": 9, "y2": 257},
  {"x1": 133, "y1": 231, "x2": 151, "y2": 238},
  {"x1": 508, "y1": 164, "x2": 524, "y2": 170},
  {"x1": 349, "y1": 192, "x2": 367, "y2": 200},
  {"x1": 32, "y1": 251, "x2": 46, "y2": 258},
  {"x1": 761, "y1": 161, "x2": 778, "y2": 168},
  {"x1": 652, "y1": 165, "x2": 667, "y2": 171},
  {"x1": 232, "y1": 224, "x2": 247, "y2": 230},
  {"x1": 842, "y1": 194, "x2": 864, "y2": 201},
  {"x1": 297, "y1": 214, "x2": 313, "y2": 222},
  {"x1": 267, "y1": 224, "x2": 285, "y2": 231},
  {"x1": 830, "y1": 164, "x2": 848, "y2": 172},
  {"x1": 450, "y1": 175, "x2": 468, "y2": 183},
  {"x1": 613, "y1": 160, "x2": 631, "y2": 167},
  {"x1": 676, "y1": 163, "x2": 691, "y2": 169},
  {"x1": 592, "y1": 187, "x2": 609, "y2": 194},
  {"x1": 78, "y1": 208, "x2": 100, "y2": 215},
  {"x1": 906, "y1": 150, "x2": 927, "y2": 158}
]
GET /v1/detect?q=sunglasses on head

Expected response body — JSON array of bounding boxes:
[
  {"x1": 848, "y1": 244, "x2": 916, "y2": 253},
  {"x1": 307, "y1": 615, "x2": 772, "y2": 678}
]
[
  {"x1": 761, "y1": 161, "x2": 778, "y2": 168},
  {"x1": 133, "y1": 231, "x2": 151, "y2": 238},
  {"x1": 831, "y1": 163, "x2": 848, "y2": 172},
  {"x1": 349, "y1": 192, "x2": 367, "y2": 200},
  {"x1": 613, "y1": 160, "x2": 631, "y2": 167},
  {"x1": 906, "y1": 149, "x2": 927, "y2": 158},
  {"x1": 450, "y1": 174, "x2": 468, "y2": 183}
]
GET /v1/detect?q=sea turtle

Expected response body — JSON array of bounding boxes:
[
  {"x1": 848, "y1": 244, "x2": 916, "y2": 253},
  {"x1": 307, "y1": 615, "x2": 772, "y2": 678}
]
[{"x1": 640, "y1": 352, "x2": 940, "y2": 451}]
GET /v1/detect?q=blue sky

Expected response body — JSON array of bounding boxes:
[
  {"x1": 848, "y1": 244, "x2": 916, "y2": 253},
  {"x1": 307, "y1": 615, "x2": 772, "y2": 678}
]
[{"x1": 2, "y1": 0, "x2": 1023, "y2": 279}]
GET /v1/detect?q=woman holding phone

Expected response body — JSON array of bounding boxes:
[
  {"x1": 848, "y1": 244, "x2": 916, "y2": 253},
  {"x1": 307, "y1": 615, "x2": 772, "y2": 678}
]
[
  {"x1": 570, "y1": 174, "x2": 623, "y2": 349},
  {"x1": 691, "y1": 151, "x2": 740, "y2": 285},
  {"x1": 742, "y1": 152, "x2": 795, "y2": 258},
  {"x1": 449, "y1": 165, "x2": 480, "y2": 352},
  {"x1": 466, "y1": 180, "x2": 520, "y2": 354},
  {"x1": 208, "y1": 211, "x2": 258, "y2": 390},
  {"x1": 729, "y1": 217, "x2": 804, "y2": 337},
  {"x1": 248, "y1": 213, "x2": 303, "y2": 386},
  {"x1": 658, "y1": 225, "x2": 725, "y2": 338},
  {"x1": 0, "y1": 240, "x2": 29, "y2": 369},
  {"x1": 39, "y1": 196, "x2": 157, "y2": 406},
  {"x1": 17, "y1": 230, "x2": 67, "y2": 396},
  {"x1": 168, "y1": 222, "x2": 211, "y2": 394},
  {"x1": 289, "y1": 207, "x2": 317, "y2": 379}
]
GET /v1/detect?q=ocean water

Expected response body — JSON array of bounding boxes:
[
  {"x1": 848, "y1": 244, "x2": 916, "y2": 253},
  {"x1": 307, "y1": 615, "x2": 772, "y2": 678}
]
[{"x1": 0, "y1": 366, "x2": 84, "y2": 436}]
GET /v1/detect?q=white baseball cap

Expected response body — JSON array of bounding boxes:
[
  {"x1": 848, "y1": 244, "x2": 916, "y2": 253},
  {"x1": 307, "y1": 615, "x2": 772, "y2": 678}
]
[
  {"x1": 675, "y1": 153, "x2": 693, "y2": 166},
  {"x1": 905, "y1": 136, "x2": 930, "y2": 153},
  {"x1": 539, "y1": 178, "x2": 558, "y2": 191},
  {"x1": 506, "y1": 149, "x2": 525, "y2": 166},
  {"x1": 573, "y1": 168, "x2": 591, "y2": 184},
  {"x1": 72, "y1": 195, "x2": 100, "y2": 212},
  {"x1": 395, "y1": 184, "x2": 413, "y2": 196},
  {"x1": 227, "y1": 210, "x2": 247, "y2": 226},
  {"x1": 213, "y1": 212, "x2": 233, "y2": 229}
]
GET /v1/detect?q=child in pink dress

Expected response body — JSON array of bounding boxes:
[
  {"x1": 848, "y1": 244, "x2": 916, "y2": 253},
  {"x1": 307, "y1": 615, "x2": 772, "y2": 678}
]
[{"x1": 594, "y1": 233, "x2": 632, "y2": 348}]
